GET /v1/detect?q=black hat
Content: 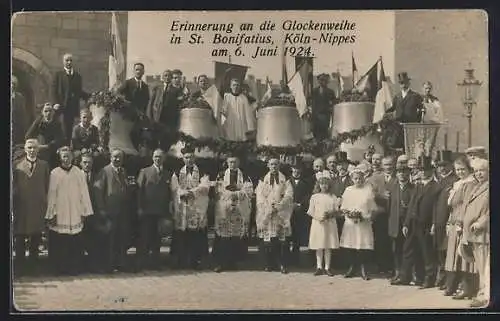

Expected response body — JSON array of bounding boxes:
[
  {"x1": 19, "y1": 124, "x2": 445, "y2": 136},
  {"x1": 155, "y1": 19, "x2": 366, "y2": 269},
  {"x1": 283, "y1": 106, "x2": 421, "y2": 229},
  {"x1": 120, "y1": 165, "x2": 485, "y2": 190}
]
[
  {"x1": 417, "y1": 155, "x2": 433, "y2": 170},
  {"x1": 181, "y1": 145, "x2": 195, "y2": 154},
  {"x1": 397, "y1": 72, "x2": 411, "y2": 84},
  {"x1": 396, "y1": 164, "x2": 411, "y2": 172},
  {"x1": 291, "y1": 159, "x2": 304, "y2": 171},
  {"x1": 317, "y1": 73, "x2": 330, "y2": 81},
  {"x1": 435, "y1": 150, "x2": 453, "y2": 166},
  {"x1": 335, "y1": 151, "x2": 349, "y2": 164}
]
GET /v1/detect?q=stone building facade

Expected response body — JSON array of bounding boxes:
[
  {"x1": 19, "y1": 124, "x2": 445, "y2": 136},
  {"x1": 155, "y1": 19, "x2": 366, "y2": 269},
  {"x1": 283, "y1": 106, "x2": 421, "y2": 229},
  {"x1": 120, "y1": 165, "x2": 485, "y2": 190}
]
[{"x1": 12, "y1": 12, "x2": 128, "y2": 117}]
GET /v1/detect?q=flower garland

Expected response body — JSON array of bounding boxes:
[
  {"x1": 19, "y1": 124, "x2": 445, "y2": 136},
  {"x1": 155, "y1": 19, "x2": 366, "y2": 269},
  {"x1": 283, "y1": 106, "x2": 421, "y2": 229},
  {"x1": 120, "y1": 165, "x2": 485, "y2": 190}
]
[{"x1": 170, "y1": 117, "x2": 396, "y2": 157}]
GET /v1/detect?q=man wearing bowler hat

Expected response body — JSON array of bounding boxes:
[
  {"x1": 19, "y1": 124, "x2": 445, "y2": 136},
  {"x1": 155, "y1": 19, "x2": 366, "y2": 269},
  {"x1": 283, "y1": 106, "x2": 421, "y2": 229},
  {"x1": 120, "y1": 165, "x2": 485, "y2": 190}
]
[
  {"x1": 385, "y1": 72, "x2": 425, "y2": 124},
  {"x1": 311, "y1": 73, "x2": 337, "y2": 141},
  {"x1": 392, "y1": 156, "x2": 442, "y2": 288},
  {"x1": 432, "y1": 150, "x2": 459, "y2": 289}
]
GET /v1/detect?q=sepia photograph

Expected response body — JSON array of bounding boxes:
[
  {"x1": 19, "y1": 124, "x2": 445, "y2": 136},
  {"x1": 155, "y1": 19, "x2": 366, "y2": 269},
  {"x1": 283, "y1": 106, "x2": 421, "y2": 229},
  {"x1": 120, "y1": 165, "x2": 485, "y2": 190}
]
[{"x1": 10, "y1": 10, "x2": 490, "y2": 311}]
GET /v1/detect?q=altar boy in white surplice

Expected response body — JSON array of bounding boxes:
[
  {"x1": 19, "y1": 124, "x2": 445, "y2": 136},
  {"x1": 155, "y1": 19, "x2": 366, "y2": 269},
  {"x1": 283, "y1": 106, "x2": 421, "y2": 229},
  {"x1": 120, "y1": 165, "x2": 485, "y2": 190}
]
[
  {"x1": 255, "y1": 157, "x2": 294, "y2": 274},
  {"x1": 221, "y1": 78, "x2": 257, "y2": 141},
  {"x1": 213, "y1": 155, "x2": 254, "y2": 273},
  {"x1": 170, "y1": 146, "x2": 210, "y2": 270}
]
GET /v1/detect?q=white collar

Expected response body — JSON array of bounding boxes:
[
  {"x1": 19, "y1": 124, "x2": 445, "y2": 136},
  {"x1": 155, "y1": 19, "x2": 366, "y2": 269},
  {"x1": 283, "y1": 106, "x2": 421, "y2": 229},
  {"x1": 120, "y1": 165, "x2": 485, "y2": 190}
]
[
  {"x1": 441, "y1": 171, "x2": 453, "y2": 179},
  {"x1": 402, "y1": 88, "x2": 410, "y2": 95},
  {"x1": 135, "y1": 77, "x2": 143, "y2": 83},
  {"x1": 26, "y1": 156, "x2": 37, "y2": 163},
  {"x1": 64, "y1": 67, "x2": 74, "y2": 75},
  {"x1": 153, "y1": 164, "x2": 162, "y2": 171},
  {"x1": 79, "y1": 123, "x2": 91, "y2": 129}
]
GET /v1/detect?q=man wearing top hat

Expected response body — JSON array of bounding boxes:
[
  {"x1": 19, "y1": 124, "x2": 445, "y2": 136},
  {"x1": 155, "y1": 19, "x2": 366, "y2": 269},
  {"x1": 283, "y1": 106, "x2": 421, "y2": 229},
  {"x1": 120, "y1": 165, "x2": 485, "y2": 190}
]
[
  {"x1": 432, "y1": 150, "x2": 459, "y2": 289},
  {"x1": 213, "y1": 154, "x2": 254, "y2": 272},
  {"x1": 311, "y1": 73, "x2": 337, "y2": 141},
  {"x1": 387, "y1": 164, "x2": 416, "y2": 283},
  {"x1": 393, "y1": 156, "x2": 442, "y2": 288},
  {"x1": 385, "y1": 72, "x2": 425, "y2": 124}
]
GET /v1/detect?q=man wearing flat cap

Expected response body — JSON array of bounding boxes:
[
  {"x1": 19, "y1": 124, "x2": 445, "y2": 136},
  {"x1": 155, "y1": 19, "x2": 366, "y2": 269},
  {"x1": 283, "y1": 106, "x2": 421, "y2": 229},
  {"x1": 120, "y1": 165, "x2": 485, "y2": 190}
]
[
  {"x1": 311, "y1": 73, "x2": 337, "y2": 141},
  {"x1": 432, "y1": 150, "x2": 459, "y2": 288},
  {"x1": 465, "y1": 146, "x2": 487, "y2": 162}
]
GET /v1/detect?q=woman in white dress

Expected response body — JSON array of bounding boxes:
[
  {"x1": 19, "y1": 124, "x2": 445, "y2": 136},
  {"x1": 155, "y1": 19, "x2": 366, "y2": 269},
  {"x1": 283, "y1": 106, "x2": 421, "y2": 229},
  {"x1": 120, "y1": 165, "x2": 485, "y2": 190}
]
[
  {"x1": 340, "y1": 165, "x2": 378, "y2": 280},
  {"x1": 307, "y1": 175, "x2": 341, "y2": 276}
]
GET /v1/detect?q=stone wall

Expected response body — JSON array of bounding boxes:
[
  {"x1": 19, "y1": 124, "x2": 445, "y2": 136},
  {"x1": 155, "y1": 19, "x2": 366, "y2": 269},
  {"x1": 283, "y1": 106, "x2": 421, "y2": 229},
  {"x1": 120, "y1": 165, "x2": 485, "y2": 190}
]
[
  {"x1": 394, "y1": 10, "x2": 489, "y2": 150},
  {"x1": 12, "y1": 12, "x2": 128, "y2": 101}
]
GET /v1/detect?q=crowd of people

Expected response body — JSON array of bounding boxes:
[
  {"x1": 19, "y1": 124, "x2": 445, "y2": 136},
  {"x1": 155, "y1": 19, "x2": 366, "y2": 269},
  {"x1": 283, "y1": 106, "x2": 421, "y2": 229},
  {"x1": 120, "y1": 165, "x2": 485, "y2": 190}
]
[{"x1": 12, "y1": 53, "x2": 490, "y2": 309}]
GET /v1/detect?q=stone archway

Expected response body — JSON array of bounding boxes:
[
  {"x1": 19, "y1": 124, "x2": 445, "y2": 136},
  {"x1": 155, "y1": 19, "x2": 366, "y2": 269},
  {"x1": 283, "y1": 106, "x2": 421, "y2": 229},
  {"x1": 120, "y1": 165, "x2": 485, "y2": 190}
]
[{"x1": 12, "y1": 47, "x2": 53, "y2": 121}]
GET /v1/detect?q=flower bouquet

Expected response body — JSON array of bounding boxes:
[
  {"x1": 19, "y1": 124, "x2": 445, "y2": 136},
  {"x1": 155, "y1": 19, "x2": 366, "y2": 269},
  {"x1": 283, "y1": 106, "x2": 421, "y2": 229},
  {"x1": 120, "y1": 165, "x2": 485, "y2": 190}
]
[
  {"x1": 261, "y1": 90, "x2": 297, "y2": 109},
  {"x1": 341, "y1": 209, "x2": 364, "y2": 223},
  {"x1": 324, "y1": 210, "x2": 340, "y2": 220}
]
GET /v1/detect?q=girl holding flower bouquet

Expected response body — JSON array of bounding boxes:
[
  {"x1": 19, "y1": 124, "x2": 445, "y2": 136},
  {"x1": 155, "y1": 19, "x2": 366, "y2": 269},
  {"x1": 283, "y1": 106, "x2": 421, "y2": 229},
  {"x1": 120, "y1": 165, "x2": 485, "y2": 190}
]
[
  {"x1": 307, "y1": 175, "x2": 341, "y2": 276},
  {"x1": 340, "y1": 166, "x2": 378, "y2": 280}
]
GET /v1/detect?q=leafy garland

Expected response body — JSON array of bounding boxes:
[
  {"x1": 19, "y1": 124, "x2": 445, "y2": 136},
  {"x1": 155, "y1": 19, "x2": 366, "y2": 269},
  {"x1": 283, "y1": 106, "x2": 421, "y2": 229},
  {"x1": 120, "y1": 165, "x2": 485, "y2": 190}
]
[
  {"x1": 173, "y1": 117, "x2": 396, "y2": 157},
  {"x1": 87, "y1": 90, "x2": 142, "y2": 151},
  {"x1": 88, "y1": 89, "x2": 397, "y2": 158}
]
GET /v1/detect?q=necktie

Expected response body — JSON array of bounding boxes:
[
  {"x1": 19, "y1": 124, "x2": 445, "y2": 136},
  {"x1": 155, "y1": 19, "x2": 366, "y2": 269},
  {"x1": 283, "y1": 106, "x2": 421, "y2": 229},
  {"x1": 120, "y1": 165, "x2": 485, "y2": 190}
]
[
  {"x1": 271, "y1": 173, "x2": 279, "y2": 185},
  {"x1": 27, "y1": 160, "x2": 35, "y2": 174},
  {"x1": 186, "y1": 166, "x2": 193, "y2": 175}
]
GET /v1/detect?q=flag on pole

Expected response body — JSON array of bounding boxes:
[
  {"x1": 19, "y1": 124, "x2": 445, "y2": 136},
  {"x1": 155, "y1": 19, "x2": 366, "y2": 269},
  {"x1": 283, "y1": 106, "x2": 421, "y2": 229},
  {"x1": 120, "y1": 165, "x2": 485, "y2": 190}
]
[
  {"x1": 352, "y1": 52, "x2": 358, "y2": 86},
  {"x1": 288, "y1": 71, "x2": 308, "y2": 117},
  {"x1": 354, "y1": 59, "x2": 379, "y2": 101},
  {"x1": 214, "y1": 61, "x2": 248, "y2": 97},
  {"x1": 295, "y1": 57, "x2": 314, "y2": 105},
  {"x1": 261, "y1": 79, "x2": 273, "y2": 106},
  {"x1": 202, "y1": 84, "x2": 224, "y2": 130},
  {"x1": 108, "y1": 12, "x2": 125, "y2": 90},
  {"x1": 373, "y1": 59, "x2": 395, "y2": 123},
  {"x1": 281, "y1": 40, "x2": 288, "y2": 87}
]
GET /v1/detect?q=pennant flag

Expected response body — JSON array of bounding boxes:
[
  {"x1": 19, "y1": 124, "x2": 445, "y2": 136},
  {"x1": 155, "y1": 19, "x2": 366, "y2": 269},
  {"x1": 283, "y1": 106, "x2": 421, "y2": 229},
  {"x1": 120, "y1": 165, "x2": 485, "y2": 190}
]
[
  {"x1": 295, "y1": 56, "x2": 314, "y2": 105},
  {"x1": 352, "y1": 52, "x2": 358, "y2": 86},
  {"x1": 288, "y1": 71, "x2": 308, "y2": 117},
  {"x1": 354, "y1": 59, "x2": 379, "y2": 101},
  {"x1": 108, "y1": 12, "x2": 125, "y2": 90},
  {"x1": 373, "y1": 59, "x2": 395, "y2": 123},
  {"x1": 214, "y1": 61, "x2": 248, "y2": 97}
]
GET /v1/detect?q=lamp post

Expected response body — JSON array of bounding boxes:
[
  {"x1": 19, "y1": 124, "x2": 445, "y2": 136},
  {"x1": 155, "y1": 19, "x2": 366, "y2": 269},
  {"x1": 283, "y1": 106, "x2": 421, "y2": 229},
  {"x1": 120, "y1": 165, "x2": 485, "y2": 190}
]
[{"x1": 457, "y1": 63, "x2": 482, "y2": 148}]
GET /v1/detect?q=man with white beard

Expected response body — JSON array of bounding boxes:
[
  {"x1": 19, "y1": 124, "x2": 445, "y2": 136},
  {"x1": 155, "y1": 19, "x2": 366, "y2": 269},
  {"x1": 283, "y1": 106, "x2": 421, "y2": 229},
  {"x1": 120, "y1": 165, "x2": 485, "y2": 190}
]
[{"x1": 221, "y1": 78, "x2": 257, "y2": 141}]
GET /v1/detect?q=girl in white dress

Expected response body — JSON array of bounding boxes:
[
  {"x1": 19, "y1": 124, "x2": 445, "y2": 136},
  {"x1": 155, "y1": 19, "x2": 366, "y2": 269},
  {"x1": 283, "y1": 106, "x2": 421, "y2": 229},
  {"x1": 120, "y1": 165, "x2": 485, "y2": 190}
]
[
  {"x1": 340, "y1": 165, "x2": 378, "y2": 280},
  {"x1": 307, "y1": 175, "x2": 341, "y2": 276}
]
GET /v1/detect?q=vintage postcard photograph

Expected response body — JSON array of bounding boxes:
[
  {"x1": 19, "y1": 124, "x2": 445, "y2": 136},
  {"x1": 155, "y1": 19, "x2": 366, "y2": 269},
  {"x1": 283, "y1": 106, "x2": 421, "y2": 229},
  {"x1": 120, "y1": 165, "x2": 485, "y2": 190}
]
[{"x1": 10, "y1": 10, "x2": 490, "y2": 311}]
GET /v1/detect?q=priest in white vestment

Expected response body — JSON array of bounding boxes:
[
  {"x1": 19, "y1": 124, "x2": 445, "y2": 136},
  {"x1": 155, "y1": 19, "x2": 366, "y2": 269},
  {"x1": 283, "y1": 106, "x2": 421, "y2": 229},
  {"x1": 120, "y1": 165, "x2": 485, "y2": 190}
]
[
  {"x1": 170, "y1": 146, "x2": 210, "y2": 269},
  {"x1": 255, "y1": 157, "x2": 294, "y2": 273},
  {"x1": 213, "y1": 155, "x2": 254, "y2": 272},
  {"x1": 221, "y1": 78, "x2": 257, "y2": 141},
  {"x1": 45, "y1": 146, "x2": 93, "y2": 275}
]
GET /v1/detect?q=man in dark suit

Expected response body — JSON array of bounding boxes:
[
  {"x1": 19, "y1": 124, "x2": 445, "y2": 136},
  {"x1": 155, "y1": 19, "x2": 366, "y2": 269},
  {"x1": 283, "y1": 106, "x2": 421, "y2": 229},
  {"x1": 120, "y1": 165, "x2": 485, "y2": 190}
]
[
  {"x1": 147, "y1": 69, "x2": 186, "y2": 149},
  {"x1": 387, "y1": 164, "x2": 415, "y2": 282},
  {"x1": 136, "y1": 148, "x2": 172, "y2": 271},
  {"x1": 392, "y1": 156, "x2": 442, "y2": 288},
  {"x1": 288, "y1": 161, "x2": 313, "y2": 265},
  {"x1": 119, "y1": 62, "x2": 150, "y2": 115},
  {"x1": 311, "y1": 73, "x2": 337, "y2": 141},
  {"x1": 385, "y1": 72, "x2": 425, "y2": 123},
  {"x1": 51, "y1": 53, "x2": 90, "y2": 142},
  {"x1": 25, "y1": 103, "x2": 65, "y2": 169},
  {"x1": 367, "y1": 155, "x2": 396, "y2": 275},
  {"x1": 432, "y1": 150, "x2": 459, "y2": 289},
  {"x1": 93, "y1": 148, "x2": 132, "y2": 273}
]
